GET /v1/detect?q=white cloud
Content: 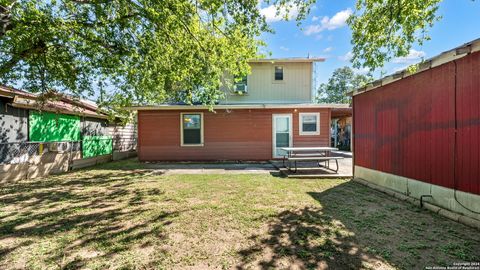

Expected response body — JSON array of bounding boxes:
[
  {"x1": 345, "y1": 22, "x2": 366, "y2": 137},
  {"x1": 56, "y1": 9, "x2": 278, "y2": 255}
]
[
  {"x1": 323, "y1": 47, "x2": 333, "y2": 53},
  {"x1": 312, "y1": 16, "x2": 320, "y2": 22},
  {"x1": 260, "y1": 4, "x2": 299, "y2": 23},
  {"x1": 339, "y1": 51, "x2": 353, "y2": 61},
  {"x1": 324, "y1": 9, "x2": 353, "y2": 30},
  {"x1": 315, "y1": 34, "x2": 323, "y2": 40},
  {"x1": 392, "y1": 49, "x2": 426, "y2": 64},
  {"x1": 353, "y1": 67, "x2": 371, "y2": 75},
  {"x1": 304, "y1": 8, "x2": 352, "y2": 35},
  {"x1": 280, "y1": 46, "x2": 289, "y2": 51},
  {"x1": 304, "y1": 25, "x2": 323, "y2": 36}
]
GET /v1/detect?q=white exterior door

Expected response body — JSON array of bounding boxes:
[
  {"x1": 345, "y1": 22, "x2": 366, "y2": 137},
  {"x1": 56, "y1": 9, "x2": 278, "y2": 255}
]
[{"x1": 272, "y1": 114, "x2": 293, "y2": 158}]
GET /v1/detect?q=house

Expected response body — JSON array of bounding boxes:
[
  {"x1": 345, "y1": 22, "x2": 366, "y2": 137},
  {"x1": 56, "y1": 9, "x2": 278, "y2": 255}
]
[
  {"x1": 0, "y1": 86, "x2": 112, "y2": 161},
  {"x1": 131, "y1": 58, "x2": 349, "y2": 161},
  {"x1": 0, "y1": 85, "x2": 137, "y2": 181},
  {"x1": 350, "y1": 39, "x2": 480, "y2": 223}
]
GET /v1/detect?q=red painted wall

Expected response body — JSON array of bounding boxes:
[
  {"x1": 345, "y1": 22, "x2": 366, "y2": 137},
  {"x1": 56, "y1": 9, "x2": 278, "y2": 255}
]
[
  {"x1": 353, "y1": 51, "x2": 480, "y2": 195},
  {"x1": 138, "y1": 108, "x2": 331, "y2": 161},
  {"x1": 456, "y1": 53, "x2": 480, "y2": 195}
]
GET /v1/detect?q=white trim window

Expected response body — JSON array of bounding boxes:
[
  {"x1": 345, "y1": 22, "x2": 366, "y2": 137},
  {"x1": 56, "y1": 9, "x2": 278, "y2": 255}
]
[
  {"x1": 180, "y1": 112, "x2": 204, "y2": 146},
  {"x1": 299, "y1": 113, "x2": 320, "y2": 135}
]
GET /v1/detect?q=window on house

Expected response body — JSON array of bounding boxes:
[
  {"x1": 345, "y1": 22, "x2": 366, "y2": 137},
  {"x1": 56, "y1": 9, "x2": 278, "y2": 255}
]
[
  {"x1": 181, "y1": 113, "x2": 204, "y2": 146},
  {"x1": 274, "y1": 66, "x2": 284, "y2": 81},
  {"x1": 299, "y1": 113, "x2": 320, "y2": 135},
  {"x1": 234, "y1": 75, "x2": 248, "y2": 93},
  {"x1": 236, "y1": 75, "x2": 247, "y2": 85}
]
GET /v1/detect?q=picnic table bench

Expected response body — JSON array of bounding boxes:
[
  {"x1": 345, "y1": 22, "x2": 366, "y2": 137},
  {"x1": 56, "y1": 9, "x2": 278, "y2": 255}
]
[{"x1": 281, "y1": 147, "x2": 343, "y2": 173}]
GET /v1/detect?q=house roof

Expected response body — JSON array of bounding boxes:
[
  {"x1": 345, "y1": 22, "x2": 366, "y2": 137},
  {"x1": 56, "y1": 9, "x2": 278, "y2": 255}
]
[
  {"x1": 248, "y1": 57, "x2": 325, "y2": 63},
  {"x1": 0, "y1": 85, "x2": 37, "y2": 98},
  {"x1": 349, "y1": 38, "x2": 480, "y2": 97},
  {"x1": 126, "y1": 103, "x2": 349, "y2": 111},
  {"x1": 0, "y1": 85, "x2": 108, "y2": 119}
]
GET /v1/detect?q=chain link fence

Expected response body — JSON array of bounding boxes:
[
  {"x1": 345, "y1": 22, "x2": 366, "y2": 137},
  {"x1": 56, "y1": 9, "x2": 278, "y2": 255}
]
[
  {"x1": 0, "y1": 142, "x2": 40, "y2": 164},
  {"x1": 0, "y1": 141, "x2": 96, "y2": 165},
  {"x1": 1, "y1": 137, "x2": 137, "y2": 165}
]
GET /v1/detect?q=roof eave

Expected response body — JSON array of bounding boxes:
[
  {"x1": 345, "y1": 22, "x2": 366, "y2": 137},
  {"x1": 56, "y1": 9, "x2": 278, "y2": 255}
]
[
  {"x1": 125, "y1": 103, "x2": 349, "y2": 111},
  {"x1": 248, "y1": 58, "x2": 325, "y2": 63},
  {"x1": 10, "y1": 103, "x2": 109, "y2": 119}
]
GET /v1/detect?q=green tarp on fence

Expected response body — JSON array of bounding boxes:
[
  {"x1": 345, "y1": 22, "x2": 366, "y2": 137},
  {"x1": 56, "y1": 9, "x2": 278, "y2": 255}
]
[
  {"x1": 29, "y1": 111, "x2": 113, "y2": 158},
  {"x1": 29, "y1": 111, "x2": 81, "y2": 142},
  {"x1": 82, "y1": 136, "x2": 113, "y2": 158}
]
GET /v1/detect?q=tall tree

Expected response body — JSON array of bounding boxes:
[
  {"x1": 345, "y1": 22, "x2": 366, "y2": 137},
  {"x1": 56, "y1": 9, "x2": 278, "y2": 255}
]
[
  {"x1": 316, "y1": 66, "x2": 371, "y2": 104},
  {"x1": 0, "y1": 0, "x2": 312, "y2": 111},
  {"x1": 0, "y1": 0, "x2": 453, "y2": 109},
  {"x1": 348, "y1": 0, "x2": 442, "y2": 71}
]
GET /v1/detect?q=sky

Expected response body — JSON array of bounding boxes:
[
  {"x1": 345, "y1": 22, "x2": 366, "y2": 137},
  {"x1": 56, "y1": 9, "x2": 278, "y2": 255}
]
[{"x1": 258, "y1": 0, "x2": 480, "y2": 87}]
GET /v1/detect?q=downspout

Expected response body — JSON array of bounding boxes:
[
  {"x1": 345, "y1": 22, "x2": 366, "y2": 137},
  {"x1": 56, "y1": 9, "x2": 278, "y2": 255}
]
[{"x1": 334, "y1": 119, "x2": 338, "y2": 148}]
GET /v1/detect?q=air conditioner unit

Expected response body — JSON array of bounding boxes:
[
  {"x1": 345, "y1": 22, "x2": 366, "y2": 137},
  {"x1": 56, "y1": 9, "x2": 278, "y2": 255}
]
[
  {"x1": 48, "y1": 142, "x2": 70, "y2": 153},
  {"x1": 234, "y1": 84, "x2": 248, "y2": 95}
]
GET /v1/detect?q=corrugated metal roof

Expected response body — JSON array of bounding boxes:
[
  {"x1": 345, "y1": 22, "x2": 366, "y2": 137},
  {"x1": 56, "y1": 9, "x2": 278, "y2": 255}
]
[
  {"x1": 0, "y1": 85, "x2": 108, "y2": 118},
  {"x1": 0, "y1": 85, "x2": 37, "y2": 98},
  {"x1": 350, "y1": 38, "x2": 480, "y2": 96}
]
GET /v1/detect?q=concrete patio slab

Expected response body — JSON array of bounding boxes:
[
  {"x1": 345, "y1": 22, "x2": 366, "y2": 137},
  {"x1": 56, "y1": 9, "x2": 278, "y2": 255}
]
[
  {"x1": 270, "y1": 151, "x2": 353, "y2": 178},
  {"x1": 142, "y1": 162, "x2": 277, "y2": 175},
  {"x1": 137, "y1": 152, "x2": 352, "y2": 178}
]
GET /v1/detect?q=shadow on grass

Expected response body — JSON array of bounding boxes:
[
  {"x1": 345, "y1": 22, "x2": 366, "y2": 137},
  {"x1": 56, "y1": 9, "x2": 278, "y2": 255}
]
[
  {"x1": 0, "y1": 168, "x2": 174, "y2": 269},
  {"x1": 237, "y1": 181, "x2": 480, "y2": 269},
  {"x1": 236, "y1": 206, "x2": 385, "y2": 269},
  {"x1": 308, "y1": 181, "x2": 480, "y2": 268}
]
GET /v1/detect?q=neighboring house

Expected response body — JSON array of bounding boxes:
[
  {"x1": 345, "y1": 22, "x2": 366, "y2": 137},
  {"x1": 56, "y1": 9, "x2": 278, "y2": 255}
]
[
  {"x1": 0, "y1": 85, "x2": 112, "y2": 162},
  {"x1": 132, "y1": 58, "x2": 349, "y2": 161},
  {"x1": 0, "y1": 85, "x2": 137, "y2": 181},
  {"x1": 351, "y1": 39, "x2": 480, "y2": 223}
]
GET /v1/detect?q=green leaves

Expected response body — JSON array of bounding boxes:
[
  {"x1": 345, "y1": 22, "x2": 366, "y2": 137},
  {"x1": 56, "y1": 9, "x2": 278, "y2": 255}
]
[
  {"x1": 348, "y1": 0, "x2": 441, "y2": 71},
  {"x1": 0, "y1": 0, "x2": 447, "y2": 112},
  {"x1": 0, "y1": 0, "x2": 279, "y2": 112},
  {"x1": 316, "y1": 66, "x2": 372, "y2": 104}
]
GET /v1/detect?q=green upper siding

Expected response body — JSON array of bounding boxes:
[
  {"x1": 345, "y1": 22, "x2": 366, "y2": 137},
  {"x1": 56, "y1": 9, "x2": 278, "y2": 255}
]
[
  {"x1": 29, "y1": 111, "x2": 81, "y2": 142},
  {"x1": 82, "y1": 136, "x2": 113, "y2": 158}
]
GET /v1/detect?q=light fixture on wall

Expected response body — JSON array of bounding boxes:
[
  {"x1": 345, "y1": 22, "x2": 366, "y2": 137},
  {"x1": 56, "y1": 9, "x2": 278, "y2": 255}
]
[{"x1": 294, "y1": 109, "x2": 298, "y2": 113}]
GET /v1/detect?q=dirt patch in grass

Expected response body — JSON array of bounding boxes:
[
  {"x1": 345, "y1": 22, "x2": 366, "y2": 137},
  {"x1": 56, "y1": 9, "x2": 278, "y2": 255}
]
[{"x1": 0, "y1": 159, "x2": 479, "y2": 269}]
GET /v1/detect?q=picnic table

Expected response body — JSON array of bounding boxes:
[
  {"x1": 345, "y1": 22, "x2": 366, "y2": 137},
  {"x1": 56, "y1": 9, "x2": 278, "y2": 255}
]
[{"x1": 281, "y1": 147, "x2": 343, "y2": 173}]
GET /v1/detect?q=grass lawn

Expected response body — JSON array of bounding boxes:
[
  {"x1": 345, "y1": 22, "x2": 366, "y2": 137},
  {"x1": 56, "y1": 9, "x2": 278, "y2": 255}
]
[{"x1": 0, "y1": 159, "x2": 479, "y2": 269}]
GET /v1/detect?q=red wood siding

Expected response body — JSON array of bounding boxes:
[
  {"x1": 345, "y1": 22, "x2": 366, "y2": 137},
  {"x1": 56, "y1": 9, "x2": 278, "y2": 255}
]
[
  {"x1": 353, "y1": 51, "x2": 480, "y2": 195},
  {"x1": 138, "y1": 108, "x2": 330, "y2": 161}
]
